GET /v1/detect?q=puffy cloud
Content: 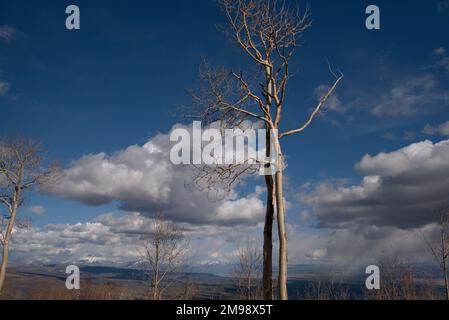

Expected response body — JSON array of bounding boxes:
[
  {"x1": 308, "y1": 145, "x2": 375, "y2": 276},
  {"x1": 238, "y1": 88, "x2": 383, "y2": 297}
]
[
  {"x1": 216, "y1": 197, "x2": 264, "y2": 223},
  {"x1": 284, "y1": 218, "x2": 439, "y2": 268},
  {"x1": 300, "y1": 139, "x2": 449, "y2": 229},
  {"x1": 0, "y1": 25, "x2": 18, "y2": 42},
  {"x1": 371, "y1": 74, "x2": 449, "y2": 117},
  {"x1": 312, "y1": 224, "x2": 435, "y2": 268},
  {"x1": 305, "y1": 248, "x2": 328, "y2": 261},
  {"x1": 423, "y1": 120, "x2": 449, "y2": 136},
  {"x1": 10, "y1": 214, "x2": 142, "y2": 265},
  {"x1": 8, "y1": 209, "x2": 441, "y2": 267},
  {"x1": 48, "y1": 124, "x2": 265, "y2": 226},
  {"x1": 26, "y1": 205, "x2": 46, "y2": 216},
  {"x1": 9, "y1": 212, "x2": 263, "y2": 266}
]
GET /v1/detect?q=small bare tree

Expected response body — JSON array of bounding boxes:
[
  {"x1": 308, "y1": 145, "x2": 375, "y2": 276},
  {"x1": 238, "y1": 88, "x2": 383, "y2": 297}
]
[
  {"x1": 140, "y1": 216, "x2": 189, "y2": 300},
  {"x1": 233, "y1": 239, "x2": 263, "y2": 300},
  {"x1": 303, "y1": 280, "x2": 350, "y2": 300},
  {"x1": 366, "y1": 254, "x2": 418, "y2": 300},
  {"x1": 0, "y1": 137, "x2": 62, "y2": 294},
  {"x1": 190, "y1": 0, "x2": 343, "y2": 300},
  {"x1": 424, "y1": 208, "x2": 449, "y2": 300}
]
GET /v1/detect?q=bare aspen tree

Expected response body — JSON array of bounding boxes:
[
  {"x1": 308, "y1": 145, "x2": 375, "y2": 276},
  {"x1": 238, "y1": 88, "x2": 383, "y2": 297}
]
[
  {"x1": 424, "y1": 208, "x2": 449, "y2": 300},
  {"x1": 0, "y1": 137, "x2": 62, "y2": 294},
  {"x1": 233, "y1": 239, "x2": 263, "y2": 300},
  {"x1": 190, "y1": 0, "x2": 343, "y2": 300},
  {"x1": 140, "y1": 216, "x2": 189, "y2": 300}
]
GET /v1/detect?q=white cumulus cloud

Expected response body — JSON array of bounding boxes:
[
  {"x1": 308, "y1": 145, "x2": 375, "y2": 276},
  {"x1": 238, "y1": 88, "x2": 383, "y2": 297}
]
[
  {"x1": 48, "y1": 124, "x2": 265, "y2": 226},
  {"x1": 300, "y1": 139, "x2": 449, "y2": 229}
]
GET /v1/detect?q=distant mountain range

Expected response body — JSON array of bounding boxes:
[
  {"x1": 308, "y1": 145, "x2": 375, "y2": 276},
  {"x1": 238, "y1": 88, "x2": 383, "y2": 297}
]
[{"x1": 2, "y1": 261, "x2": 444, "y2": 300}]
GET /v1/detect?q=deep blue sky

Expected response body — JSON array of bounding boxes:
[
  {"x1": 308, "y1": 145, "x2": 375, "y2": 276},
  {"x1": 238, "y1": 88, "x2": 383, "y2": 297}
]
[{"x1": 1, "y1": 0, "x2": 448, "y2": 227}]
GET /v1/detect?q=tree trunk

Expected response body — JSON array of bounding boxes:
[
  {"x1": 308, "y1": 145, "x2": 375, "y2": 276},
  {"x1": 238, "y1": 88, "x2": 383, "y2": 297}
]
[
  {"x1": 263, "y1": 127, "x2": 275, "y2": 300},
  {"x1": 153, "y1": 275, "x2": 158, "y2": 300},
  {"x1": 0, "y1": 200, "x2": 17, "y2": 295},
  {"x1": 153, "y1": 242, "x2": 160, "y2": 300},
  {"x1": 262, "y1": 66, "x2": 276, "y2": 300},
  {"x1": 444, "y1": 261, "x2": 449, "y2": 300},
  {"x1": 263, "y1": 176, "x2": 274, "y2": 300},
  {"x1": 0, "y1": 240, "x2": 10, "y2": 293},
  {"x1": 274, "y1": 137, "x2": 288, "y2": 300}
]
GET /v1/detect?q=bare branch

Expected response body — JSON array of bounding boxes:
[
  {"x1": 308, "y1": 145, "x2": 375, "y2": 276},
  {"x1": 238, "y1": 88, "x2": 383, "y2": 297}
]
[
  {"x1": 279, "y1": 73, "x2": 344, "y2": 138},
  {"x1": 0, "y1": 196, "x2": 12, "y2": 214}
]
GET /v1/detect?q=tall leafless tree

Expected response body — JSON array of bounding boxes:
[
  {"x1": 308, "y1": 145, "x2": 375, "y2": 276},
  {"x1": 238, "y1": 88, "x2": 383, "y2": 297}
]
[
  {"x1": 140, "y1": 215, "x2": 189, "y2": 300},
  {"x1": 424, "y1": 208, "x2": 449, "y2": 300},
  {"x1": 0, "y1": 136, "x2": 62, "y2": 294},
  {"x1": 190, "y1": 0, "x2": 343, "y2": 299}
]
